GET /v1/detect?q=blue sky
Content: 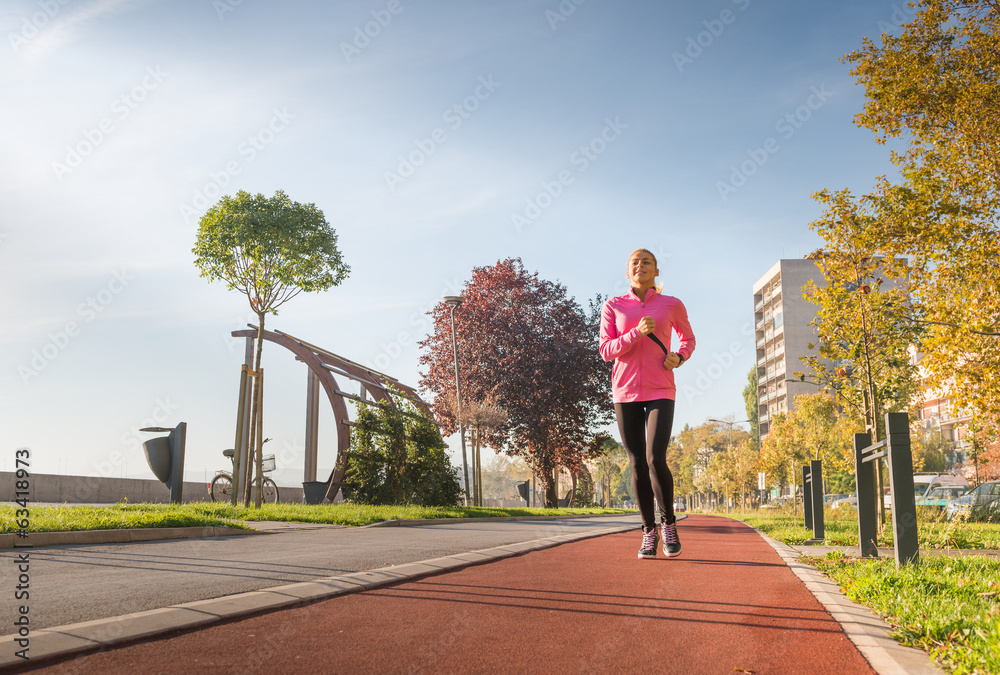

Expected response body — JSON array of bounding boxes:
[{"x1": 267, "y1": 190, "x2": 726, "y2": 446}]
[{"x1": 1, "y1": 0, "x2": 909, "y2": 488}]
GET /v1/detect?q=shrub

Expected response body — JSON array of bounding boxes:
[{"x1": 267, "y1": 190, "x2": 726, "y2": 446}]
[{"x1": 345, "y1": 397, "x2": 462, "y2": 507}]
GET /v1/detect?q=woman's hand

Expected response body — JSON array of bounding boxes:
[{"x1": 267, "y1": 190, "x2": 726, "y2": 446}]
[
  {"x1": 637, "y1": 317, "x2": 655, "y2": 336},
  {"x1": 663, "y1": 353, "x2": 683, "y2": 370}
]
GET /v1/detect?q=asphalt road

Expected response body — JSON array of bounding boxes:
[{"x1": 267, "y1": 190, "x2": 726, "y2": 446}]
[{"x1": 1, "y1": 515, "x2": 639, "y2": 634}]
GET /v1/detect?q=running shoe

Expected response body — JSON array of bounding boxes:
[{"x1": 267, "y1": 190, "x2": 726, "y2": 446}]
[
  {"x1": 638, "y1": 526, "x2": 658, "y2": 559},
  {"x1": 661, "y1": 519, "x2": 681, "y2": 557}
]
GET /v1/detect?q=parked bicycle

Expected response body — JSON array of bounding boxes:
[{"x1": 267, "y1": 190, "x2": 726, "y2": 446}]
[{"x1": 209, "y1": 439, "x2": 279, "y2": 504}]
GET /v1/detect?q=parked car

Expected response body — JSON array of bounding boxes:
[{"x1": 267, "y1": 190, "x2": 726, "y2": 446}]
[
  {"x1": 829, "y1": 493, "x2": 858, "y2": 510},
  {"x1": 885, "y1": 473, "x2": 970, "y2": 508},
  {"x1": 945, "y1": 481, "x2": 1000, "y2": 521},
  {"x1": 915, "y1": 485, "x2": 968, "y2": 511}
]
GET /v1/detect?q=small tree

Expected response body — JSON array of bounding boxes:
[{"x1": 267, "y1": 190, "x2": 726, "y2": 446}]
[
  {"x1": 193, "y1": 190, "x2": 349, "y2": 506},
  {"x1": 913, "y1": 426, "x2": 951, "y2": 473},
  {"x1": 571, "y1": 466, "x2": 598, "y2": 507},
  {"x1": 443, "y1": 391, "x2": 507, "y2": 506},
  {"x1": 759, "y1": 411, "x2": 806, "y2": 499},
  {"x1": 801, "y1": 236, "x2": 920, "y2": 441},
  {"x1": 670, "y1": 422, "x2": 731, "y2": 506},
  {"x1": 589, "y1": 433, "x2": 625, "y2": 508}
]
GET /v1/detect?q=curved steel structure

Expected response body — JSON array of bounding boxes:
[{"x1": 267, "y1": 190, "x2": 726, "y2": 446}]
[{"x1": 232, "y1": 327, "x2": 431, "y2": 502}]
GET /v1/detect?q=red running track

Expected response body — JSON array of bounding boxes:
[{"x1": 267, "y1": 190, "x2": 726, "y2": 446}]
[{"x1": 23, "y1": 515, "x2": 875, "y2": 674}]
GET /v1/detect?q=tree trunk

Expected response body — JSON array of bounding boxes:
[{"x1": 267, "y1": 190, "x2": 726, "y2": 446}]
[
  {"x1": 541, "y1": 470, "x2": 556, "y2": 507},
  {"x1": 254, "y1": 368, "x2": 264, "y2": 508},
  {"x1": 252, "y1": 314, "x2": 266, "y2": 508},
  {"x1": 244, "y1": 376, "x2": 258, "y2": 507},
  {"x1": 475, "y1": 431, "x2": 482, "y2": 506},
  {"x1": 568, "y1": 471, "x2": 577, "y2": 508}
]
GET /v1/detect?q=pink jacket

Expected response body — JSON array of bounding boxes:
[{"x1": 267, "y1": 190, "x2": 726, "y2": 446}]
[{"x1": 599, "y1": 288, "x2": 696, "y2": 403}]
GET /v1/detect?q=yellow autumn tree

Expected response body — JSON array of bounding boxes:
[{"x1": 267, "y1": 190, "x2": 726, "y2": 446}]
[{"x1": 811, "y1": 0, "x2": 1000, "y2": 436}]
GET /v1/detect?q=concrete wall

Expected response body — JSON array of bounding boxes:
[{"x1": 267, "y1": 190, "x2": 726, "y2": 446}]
[
  {"x1": 0, "y1": 471, "x2": 304, "y2": 505},
  {"x1": 482, "y1": 498, "x2": 530, "y2": 508}
]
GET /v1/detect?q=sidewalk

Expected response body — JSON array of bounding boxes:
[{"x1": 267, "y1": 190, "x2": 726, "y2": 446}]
[{"x1": 4, "y1": 514, "x2": 944, "y2": 674}]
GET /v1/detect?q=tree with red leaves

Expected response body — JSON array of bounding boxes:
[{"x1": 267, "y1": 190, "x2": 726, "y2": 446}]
[{"x1": 418, "y1": 258, "x2": 612, "y2": 506}]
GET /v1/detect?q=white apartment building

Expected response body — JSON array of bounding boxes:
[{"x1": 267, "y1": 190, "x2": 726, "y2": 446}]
[{"x1": 753, "y1": 259, "x2": 825, "y2": 437}]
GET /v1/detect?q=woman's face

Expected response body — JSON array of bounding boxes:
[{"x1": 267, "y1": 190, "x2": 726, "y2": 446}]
[{"x1": 627, "y1": 250, "x2": 658, "y2": 286}]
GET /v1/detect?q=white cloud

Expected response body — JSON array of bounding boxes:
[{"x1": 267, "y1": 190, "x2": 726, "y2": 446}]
[{"x1": 19, "y1": 0, "x2": 159, "y2": 60}]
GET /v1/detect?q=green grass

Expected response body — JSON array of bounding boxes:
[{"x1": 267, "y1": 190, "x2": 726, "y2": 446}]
[
  {"x1": 717, "y1": 505, "x2": 1000, "y2": 550},
  {"x1": 807, "y1": 552, "x2": 1000, "y2": 674},
  {"x1": 0, "y1": 502, "x2": 629, "y2": 533}
]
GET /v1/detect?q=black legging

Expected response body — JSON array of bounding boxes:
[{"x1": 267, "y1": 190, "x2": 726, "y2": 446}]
[{"x1": 615, "y1": 398, "x2": 675, "y2": 530}]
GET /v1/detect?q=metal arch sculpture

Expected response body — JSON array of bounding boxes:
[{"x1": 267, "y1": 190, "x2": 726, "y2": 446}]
[{"x1": 231, "y1": 327, "x2": 432, "y2": 502}]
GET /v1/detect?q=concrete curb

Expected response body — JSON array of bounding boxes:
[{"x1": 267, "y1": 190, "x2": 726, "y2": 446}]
[
  {"x1": 751, "y1": 527, "x2": 946, "y2": 675},
  {"x1": 0, "y1": 520, "x2": 638, "y2": 669},
  {"x1": 361, "y1": 512, "x2": 633, "y2": 528},
  {"x1": 1, "y1": 512, "x2": 634, "y2": 549},
  {"x1": 0, "y1": 526, "x2": 257, "y2": 550}
]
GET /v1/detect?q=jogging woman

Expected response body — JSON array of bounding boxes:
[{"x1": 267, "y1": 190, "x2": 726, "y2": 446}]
[{"x1": 599, "y1": 248, "x2": 696, "y2": 559}]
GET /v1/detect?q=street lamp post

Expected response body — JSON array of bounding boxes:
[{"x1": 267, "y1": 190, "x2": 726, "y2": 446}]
[{"x1": 443, "y1": 296, "x2": 471, "y2": 506}]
